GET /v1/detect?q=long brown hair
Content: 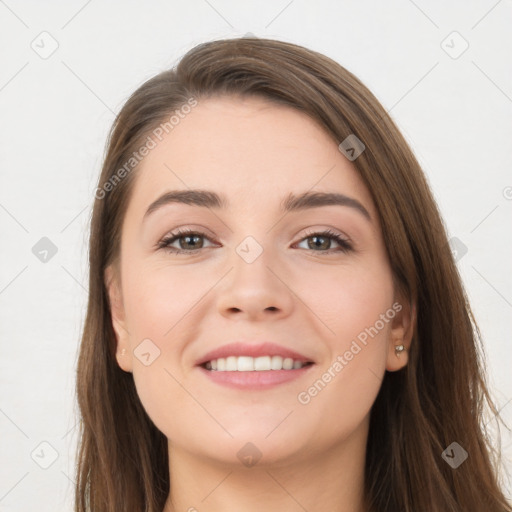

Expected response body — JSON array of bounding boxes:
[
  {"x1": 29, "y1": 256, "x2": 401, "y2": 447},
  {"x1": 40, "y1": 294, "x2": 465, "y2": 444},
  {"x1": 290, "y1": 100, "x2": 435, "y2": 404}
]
[{"x1": 75, "y1": 36, "x2": 512, "y2": 511}]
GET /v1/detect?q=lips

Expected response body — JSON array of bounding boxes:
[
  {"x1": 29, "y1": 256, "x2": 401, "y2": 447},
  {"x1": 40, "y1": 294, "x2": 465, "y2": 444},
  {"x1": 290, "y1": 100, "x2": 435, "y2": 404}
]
[
  {"x1": 195, "y1": 341, "x2": 314, "y2": 367},
  {"x1": 195, "y1": 341, "x2": 316, "y2": 390}
]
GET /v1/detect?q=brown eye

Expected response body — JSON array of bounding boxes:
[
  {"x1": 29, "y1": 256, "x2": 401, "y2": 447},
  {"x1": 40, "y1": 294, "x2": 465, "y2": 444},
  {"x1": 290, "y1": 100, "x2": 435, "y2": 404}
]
[
  {"x1": 296, "y1": 229, "x2": 353, "y2": 254},
  {"x1": 157, "y1": 228, "x2": 352, "y2": 255},
  {"x1": 177, "y1": 233, "x2": 204, "y2": 250},
  {"x1": 158, "y1": 229, "x2": 215, "y2": 254}
]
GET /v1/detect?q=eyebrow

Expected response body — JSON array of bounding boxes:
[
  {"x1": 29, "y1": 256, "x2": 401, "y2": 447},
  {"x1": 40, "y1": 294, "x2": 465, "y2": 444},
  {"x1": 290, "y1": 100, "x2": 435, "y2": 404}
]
[{"x1": 143, "y1": 189, "x2": 371, "y2": 222}]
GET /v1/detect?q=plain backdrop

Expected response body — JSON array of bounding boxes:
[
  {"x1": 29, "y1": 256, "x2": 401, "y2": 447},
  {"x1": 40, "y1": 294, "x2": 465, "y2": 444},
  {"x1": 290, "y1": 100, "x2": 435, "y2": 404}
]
[{"x1": 0, "y1": 1, "x2": 511, "y2": 510}]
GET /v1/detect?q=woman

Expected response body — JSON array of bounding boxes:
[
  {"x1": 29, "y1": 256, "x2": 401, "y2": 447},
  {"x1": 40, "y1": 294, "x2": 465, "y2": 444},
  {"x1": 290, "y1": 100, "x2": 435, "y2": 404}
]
[{"x1": 75, "y1": 36, "x2": 511, "y2": 511}]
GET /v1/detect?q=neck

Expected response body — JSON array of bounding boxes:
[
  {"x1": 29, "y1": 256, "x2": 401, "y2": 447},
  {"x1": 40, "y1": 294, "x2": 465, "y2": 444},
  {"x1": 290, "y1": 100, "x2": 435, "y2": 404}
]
[{"x1": 163, "y1": 418, "x2": 369, "y2": 512}]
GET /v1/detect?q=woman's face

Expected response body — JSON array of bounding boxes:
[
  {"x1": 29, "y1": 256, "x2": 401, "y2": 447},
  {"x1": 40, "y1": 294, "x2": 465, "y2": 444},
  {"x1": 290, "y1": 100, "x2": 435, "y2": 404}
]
[{"x1": 106, "y1": 95, "x2": 410, "y2": 467}]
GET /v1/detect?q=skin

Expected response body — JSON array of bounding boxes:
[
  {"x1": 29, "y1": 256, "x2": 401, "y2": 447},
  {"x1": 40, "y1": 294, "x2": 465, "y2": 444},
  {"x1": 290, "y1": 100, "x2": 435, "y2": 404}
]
[{"x1": 105, "y1": 96, "x2": 414, "y2": 512}]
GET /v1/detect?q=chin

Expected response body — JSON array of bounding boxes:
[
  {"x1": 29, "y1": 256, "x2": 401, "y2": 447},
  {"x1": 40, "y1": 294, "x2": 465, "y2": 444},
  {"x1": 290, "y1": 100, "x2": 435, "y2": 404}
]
[{"x1": 190, "y1": 424, "x2": 313, "y2": 467}]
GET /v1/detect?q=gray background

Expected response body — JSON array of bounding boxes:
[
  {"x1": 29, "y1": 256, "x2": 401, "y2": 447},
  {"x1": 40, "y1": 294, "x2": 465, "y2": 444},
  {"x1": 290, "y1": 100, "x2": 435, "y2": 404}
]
[{"x1": 0, "y1": 0, "x2": 511, "y2": 510}]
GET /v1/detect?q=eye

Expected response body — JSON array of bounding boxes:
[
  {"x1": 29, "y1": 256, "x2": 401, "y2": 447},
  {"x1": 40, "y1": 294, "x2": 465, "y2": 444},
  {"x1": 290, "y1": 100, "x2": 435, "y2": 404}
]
[
  {"x1": 295, "y1": 229, "x2": 353, "y2": 254},
  {"x1": 157, "y1": 228, "x2": 353, "y2": 255},
  {"x1": 157, "y1": 228, "x2": 216, "y2": 254}
]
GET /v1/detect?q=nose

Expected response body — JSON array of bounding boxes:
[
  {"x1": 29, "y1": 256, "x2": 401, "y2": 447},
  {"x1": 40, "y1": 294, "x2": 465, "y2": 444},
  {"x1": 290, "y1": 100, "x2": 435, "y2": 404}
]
[{"x1": 216, "y1": 240, "x2": 295, "y2": 322}]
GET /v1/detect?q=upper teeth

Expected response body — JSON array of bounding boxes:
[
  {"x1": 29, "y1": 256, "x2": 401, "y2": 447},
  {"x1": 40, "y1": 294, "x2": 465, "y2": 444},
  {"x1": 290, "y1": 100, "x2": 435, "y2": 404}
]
[{"x1": 205, "y1": 356, "x2": 306, "y2": 372}]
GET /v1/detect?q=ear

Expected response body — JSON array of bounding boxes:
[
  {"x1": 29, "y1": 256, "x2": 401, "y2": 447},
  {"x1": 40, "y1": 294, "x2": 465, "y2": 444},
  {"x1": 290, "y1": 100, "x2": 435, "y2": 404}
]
[
  {"x1": 385, "y1": 295, "x2": 416, "y2": 372},
  {"x1": 104, "y1": 265, "x2": 133, "y2": 373}
]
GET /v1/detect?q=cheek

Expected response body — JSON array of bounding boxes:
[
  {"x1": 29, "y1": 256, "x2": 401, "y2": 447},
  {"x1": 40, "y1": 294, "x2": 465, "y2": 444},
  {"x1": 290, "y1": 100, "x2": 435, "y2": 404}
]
[
  {"x1": 292, "y1": 262, "x2": 394, "y2": 436},
  {"x1": 296, "y1": 260, "x2": 393, "y2": 386},
  {"x1": 121, "y1": 263, "x2": 219, "y2": 428},
  {"x1": 297, "y1": 257, "x2": 395, "y2": 346},
  {"x1": 122, "y1": 262, "x2": 217, "y2": 340},
  {"x1": 123, "y1": 262, "x2": 210, "y2": 439}
]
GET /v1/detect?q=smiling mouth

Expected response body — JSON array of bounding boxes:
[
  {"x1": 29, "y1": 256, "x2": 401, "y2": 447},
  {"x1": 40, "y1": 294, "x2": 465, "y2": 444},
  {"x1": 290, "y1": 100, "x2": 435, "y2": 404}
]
[{"x1": 201, "y1": 355, "x2": 314, "y2": 372}]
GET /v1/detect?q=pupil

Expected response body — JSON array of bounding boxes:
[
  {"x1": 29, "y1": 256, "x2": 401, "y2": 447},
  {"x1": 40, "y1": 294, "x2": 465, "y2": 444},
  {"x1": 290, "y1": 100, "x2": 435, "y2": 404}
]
[
  {"x1": 310, "y1": 235, "x2": 329, "y2": 250},
  {"x1": 184, "y1": 235, "x2": 201, "y2": 249}
]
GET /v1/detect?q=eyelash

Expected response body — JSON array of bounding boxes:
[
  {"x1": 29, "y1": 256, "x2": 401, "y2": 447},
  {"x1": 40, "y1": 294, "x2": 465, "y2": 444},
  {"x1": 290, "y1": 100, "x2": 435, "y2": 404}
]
[{"x1": 157, "y1": 228, "x2": 353, "y2": 255}]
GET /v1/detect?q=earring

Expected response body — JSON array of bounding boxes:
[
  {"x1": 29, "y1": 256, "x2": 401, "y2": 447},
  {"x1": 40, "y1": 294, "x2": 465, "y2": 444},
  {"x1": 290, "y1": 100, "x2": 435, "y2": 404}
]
[
  {"x1": 120, "y1": 348, "x2": 127, "y2": 356},
  {"x1": 394, "y1": 344, "x2": 405, "y2": 358}
]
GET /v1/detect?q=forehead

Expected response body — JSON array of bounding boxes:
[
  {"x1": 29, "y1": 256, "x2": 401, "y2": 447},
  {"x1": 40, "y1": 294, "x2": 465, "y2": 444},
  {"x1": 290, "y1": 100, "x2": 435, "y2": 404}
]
[{"x1": 126, "y1": 95, "x2": 376, "y2": 219}]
